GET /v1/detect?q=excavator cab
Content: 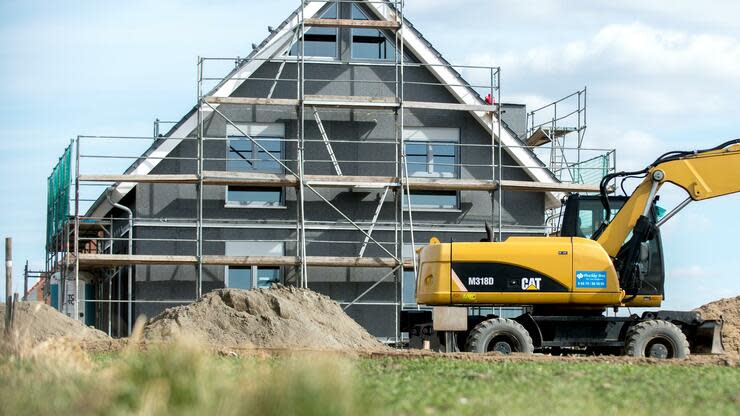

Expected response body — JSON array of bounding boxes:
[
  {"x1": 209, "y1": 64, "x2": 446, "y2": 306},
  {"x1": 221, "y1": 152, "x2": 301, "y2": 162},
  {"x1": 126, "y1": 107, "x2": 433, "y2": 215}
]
[{"x1": 560, "y1": 194, "x2": 666, "y2": 301}]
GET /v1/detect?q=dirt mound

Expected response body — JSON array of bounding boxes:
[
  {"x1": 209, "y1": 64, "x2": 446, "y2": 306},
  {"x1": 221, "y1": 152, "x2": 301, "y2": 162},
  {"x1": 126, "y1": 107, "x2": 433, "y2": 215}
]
[
  {"x1": 695, "y1": 295, "x2": 740, "y2": 354},
  {"x1": 0, "y1": 302, "x2": 109, "y2": 345},
  {"x1": 143, "y1": 286, "x2": 388, "y2": 352}
]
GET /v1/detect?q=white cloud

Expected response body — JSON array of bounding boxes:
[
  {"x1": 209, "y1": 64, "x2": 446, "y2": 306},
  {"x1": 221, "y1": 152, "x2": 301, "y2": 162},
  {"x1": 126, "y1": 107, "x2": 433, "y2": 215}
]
[
  {"x1": 471, "y1": 22, "x2": 740, "y2": 119},
  {"x1": 481, "y1": 22, "x2": 740, "y2": 83}
]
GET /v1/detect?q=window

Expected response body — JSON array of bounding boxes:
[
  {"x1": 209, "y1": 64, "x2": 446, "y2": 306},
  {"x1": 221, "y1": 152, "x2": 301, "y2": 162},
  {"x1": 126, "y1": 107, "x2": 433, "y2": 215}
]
[
  {"x1": 227, "y1": 137, "x2": 282, "y2": 173},
  {"x1": 225, "y1": 242, "x2": 283, "y2": 289},
  {"x1": 351, "y1": 5, "x2": 397, "y2": 60},
  {"x1": 227, "y1": 187, "x2": 283, "y2": 208},
  {"x1": 401, "y1": 244, "x2": 423, "y2": 307},
  {"x1": 225, "y1": 124, "x2": 285, "y2": 207},
  {"x1": 406, "y1": 141, "x2": 456, "y2": 177},
  {"x1": 289, "y1": 3, "x2": 338, "y2": 58},
  {"x1": 227, "y1": 267, "x2": 252, "y2": 290},
  {"x1": 403, "y1": 269, "x2": 416, "y2": 306},
  {"x1": 403, "y1": 191, "x2": 458, "y2": 210},
  {"x1": 404, "y1": 128, "x2": 459, "y2": 178},
  {"x1": 226, "y1": 266, "x2": 280, "y2": 289},
  {"x1": 403, "y1": 128, "x2": 460, "y2": 211},
  {"x1": 577, "y1": 210, "x2": 594, "y2": 238},
  {"x1": 256, "y1": 267, "x2": 280, "y2": 288}
]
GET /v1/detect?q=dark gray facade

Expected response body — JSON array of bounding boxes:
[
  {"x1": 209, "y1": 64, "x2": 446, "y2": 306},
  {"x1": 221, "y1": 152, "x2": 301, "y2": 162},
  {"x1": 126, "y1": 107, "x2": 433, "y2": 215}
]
[
  {"x1": 120, "y1": 62, "x2": 544, "y2": 337},
  {"x1": 92, "y1": 2, "x2": 549, "y2": 338}
]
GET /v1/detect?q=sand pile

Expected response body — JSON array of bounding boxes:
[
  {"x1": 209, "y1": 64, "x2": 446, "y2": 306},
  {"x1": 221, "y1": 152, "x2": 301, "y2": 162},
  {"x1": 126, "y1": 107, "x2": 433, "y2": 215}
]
[
  {"x1": 144, "y1": 286, "x2": 388, "y2": 352},
  {"x1": 0, "y1": 301, "x2": 109, "y2": 345},
  {"x1": 695, "y1": 295, "x2": 740, "y2": 354}
]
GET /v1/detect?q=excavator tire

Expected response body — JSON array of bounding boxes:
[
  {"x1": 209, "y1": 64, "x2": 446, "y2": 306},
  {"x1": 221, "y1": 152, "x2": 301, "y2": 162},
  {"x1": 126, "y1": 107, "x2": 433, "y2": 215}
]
[
  {"x1": 624, "y1": 320, "x2": 690, "y2": 359},
  {"x1": 465, "y1": 318, "x2": 534, "y2": 354}
]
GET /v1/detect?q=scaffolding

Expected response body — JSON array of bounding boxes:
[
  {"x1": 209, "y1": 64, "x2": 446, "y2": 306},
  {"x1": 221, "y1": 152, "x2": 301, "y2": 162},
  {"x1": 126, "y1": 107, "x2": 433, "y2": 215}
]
[
  {"x1": 526, "y1": 87, "x2": 616, "y2": 185},
  {"x1": 44, "y1": 0, "x2": 615, "y2": 341}
]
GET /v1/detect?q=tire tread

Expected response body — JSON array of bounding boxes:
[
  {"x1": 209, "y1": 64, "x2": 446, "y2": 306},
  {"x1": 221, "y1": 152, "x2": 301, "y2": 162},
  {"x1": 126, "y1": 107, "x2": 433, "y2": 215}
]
[
  {"x1": 625, "y1": 320, "x2": 690, "y2": 359},
  {"x1": 465, "y1": 318, "x2": 534, "y2": 354}
]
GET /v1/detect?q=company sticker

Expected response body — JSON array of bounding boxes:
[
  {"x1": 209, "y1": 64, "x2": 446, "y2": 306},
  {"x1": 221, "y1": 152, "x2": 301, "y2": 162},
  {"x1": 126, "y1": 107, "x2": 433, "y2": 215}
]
[{"x1": 575, "y1": 271, "x2": 607, "y2": 288}]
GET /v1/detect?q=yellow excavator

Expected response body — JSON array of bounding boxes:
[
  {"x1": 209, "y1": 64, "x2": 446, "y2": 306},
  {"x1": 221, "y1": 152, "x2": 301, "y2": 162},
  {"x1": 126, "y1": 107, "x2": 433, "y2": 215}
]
[{"x1": 413, "y1": 140, "x2": 740, "y2": 358}]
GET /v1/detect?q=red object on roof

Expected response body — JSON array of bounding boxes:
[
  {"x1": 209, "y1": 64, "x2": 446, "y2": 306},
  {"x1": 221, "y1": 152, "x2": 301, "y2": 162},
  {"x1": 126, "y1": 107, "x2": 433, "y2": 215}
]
[{"x1": 485, "y1": 93, "x2": 496, "y2": 105}]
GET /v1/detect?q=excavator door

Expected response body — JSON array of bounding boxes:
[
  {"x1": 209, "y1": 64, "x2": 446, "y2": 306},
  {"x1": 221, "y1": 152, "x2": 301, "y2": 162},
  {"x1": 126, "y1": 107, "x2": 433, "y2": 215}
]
[{"x1": 560, "y1": 194, "x2": 666, "y2": 302}]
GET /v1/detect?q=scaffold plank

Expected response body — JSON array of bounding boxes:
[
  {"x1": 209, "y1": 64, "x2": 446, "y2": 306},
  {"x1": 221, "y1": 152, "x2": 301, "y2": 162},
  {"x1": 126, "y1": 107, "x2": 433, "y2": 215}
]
[
  {"x1": 203, "y1": 95, "x2": 496, "y2": 112},
  {"x1": 305, "y1": 174, "x2": 398, "y2": 188},
  {"x1": 404, "y1": 101, "x2": 497, "y2": 112},
  {"x1": 206, "y1": 256, "x2": 404, "y2": 268},
  {"x1": 75, "y1": 253, "x2": 407, "y2": 268},
  {"x1": 500, "y1": 179, "x2": 600, "y2": 193},
  {"x1": 405, "y1": 177, "x2": 495, "y2": 191},
  {"x1": 79, "y1": 174, "x2": 199, "y2": 184},
  {"x1": 303, "y1": 18, "x2": 401, "y2": 30},
  {"x1": 78, "y1": 171, "x2": 601, "y2": 193},
  {"x1": 304, "y1": 94, "x2": 399, "y2": 108},
  {"x1": 203, "y1": 96, "x2": 299, "y2": 106},
  {"x1": 77, "y1": 253, "x2": 198, "y2": 266},
  {"x1": 203, "y1": 171, "x2": 296, "y2": 186}
]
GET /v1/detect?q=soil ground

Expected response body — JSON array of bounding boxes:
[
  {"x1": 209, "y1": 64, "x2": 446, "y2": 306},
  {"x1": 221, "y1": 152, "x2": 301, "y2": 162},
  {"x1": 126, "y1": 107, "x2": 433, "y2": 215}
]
[
  {"x1": 3, "y1": 288, "x2": 739, "y2": 366},
  {"x1": 143, "y1": 286, "x2": 388, "y2": 352},
  {"x1": 0, "y1": 301, "x2": 109, "y2": 345},
  {"x1": 696, "y1": 295, "x2": 740, "y2": 355}
]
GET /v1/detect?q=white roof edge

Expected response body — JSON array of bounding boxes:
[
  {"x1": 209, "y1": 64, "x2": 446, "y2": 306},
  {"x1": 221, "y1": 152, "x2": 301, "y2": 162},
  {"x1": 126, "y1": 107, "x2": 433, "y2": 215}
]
[
  {"x1": 93, "y1": 0, "x2": 560, "y2": 217},
  {"x1": 90, "y1": 3, "x2": 323, "y2": 218}
]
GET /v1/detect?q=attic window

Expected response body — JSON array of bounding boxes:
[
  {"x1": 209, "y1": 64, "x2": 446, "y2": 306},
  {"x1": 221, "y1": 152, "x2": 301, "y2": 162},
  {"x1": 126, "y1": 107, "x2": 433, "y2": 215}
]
[
  {"x1": 289, "y1": 3, "x2": 338, "y2": 58},
  {"x1": 351, "y1": 4, "x2": 396, "y2": 60}
]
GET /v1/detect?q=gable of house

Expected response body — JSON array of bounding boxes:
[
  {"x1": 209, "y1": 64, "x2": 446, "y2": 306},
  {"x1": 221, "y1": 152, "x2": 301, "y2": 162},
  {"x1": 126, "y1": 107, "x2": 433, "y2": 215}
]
[{"x1": 88, "y1": 0, "x2": 559, "y2": 219}]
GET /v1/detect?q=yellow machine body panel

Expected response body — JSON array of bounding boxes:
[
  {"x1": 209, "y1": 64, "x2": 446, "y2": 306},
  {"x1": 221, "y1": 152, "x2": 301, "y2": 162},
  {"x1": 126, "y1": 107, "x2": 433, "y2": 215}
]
[{"x1": 417, "y1": 237, "x2": 623, "y2": 307}]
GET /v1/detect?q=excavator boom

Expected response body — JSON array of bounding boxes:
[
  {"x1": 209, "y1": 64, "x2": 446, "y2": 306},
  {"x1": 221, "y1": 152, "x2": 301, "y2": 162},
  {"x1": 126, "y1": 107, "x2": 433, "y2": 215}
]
[{"x1": 596, "y1": 141, "x2": 740, "y2": 257}]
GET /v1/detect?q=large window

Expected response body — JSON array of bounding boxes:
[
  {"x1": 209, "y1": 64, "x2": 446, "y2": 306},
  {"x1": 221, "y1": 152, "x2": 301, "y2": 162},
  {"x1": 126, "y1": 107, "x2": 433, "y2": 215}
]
[
  {"x1": 289, "y1": 3, "x2": 338, "y2": 58},
  {"x1": 351, "y1": 5, "x2": 397, "y2": 60},
  {"x1": 226, "y1": 124, "x2": 285, "y2": 207},
  {"x1": 225, "y1": 242, "x2": 283, "y2": 289},
  {"x1": 406, "y1": 142, "x2": 456, "y2": 177},
  {"x1": 227, "y1": 137, "x2": 282, "y2": 173},
  {"x1": 403, "y1": 128, "x2": 460, "y2": 210},
  {"x1": 404, "y1": 128, "x2": 459, "y2": 178}
]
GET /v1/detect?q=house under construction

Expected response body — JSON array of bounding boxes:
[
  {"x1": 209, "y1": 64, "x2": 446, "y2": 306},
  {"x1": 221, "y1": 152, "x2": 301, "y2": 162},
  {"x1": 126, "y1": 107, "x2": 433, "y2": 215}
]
[{"x1": 44, "y1": 0, "x2": 616, "y2": 340}]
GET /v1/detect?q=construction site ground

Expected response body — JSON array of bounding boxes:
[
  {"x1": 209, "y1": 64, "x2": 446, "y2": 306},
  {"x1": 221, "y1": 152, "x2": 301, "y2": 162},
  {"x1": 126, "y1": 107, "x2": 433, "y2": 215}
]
[
  {"x1": 1, "y1": 289, "x2": 739, "y2": 415},
  {"x1": 2, "y1": 342, "x2": 738, "y2": 416}
]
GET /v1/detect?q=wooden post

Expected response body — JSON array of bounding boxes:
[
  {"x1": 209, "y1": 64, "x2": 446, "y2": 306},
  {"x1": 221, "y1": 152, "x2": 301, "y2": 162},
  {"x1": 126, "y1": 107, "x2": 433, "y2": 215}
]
[
  {"x1": 10, "y1": 293, "x2": 18, "y2": 331},
  {"x1": 23, "y1": 260, "x2": 28, "y2": 301},
  {"x1": 4, "y1": 237, "x2": 12, "y2": 336}
]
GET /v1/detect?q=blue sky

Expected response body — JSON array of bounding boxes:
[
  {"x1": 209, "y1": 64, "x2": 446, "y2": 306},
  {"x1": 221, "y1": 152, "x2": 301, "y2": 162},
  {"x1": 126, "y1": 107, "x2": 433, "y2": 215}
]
[{"x1": 1, "y1": 0, "x2": 738, "y2": 309}]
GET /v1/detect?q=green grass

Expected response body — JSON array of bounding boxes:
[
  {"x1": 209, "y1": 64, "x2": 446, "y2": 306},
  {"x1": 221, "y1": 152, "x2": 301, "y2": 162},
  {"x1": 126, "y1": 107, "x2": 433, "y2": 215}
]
[
  {"x1": 360, "y1": 358, "x2": 740, "y2": 416},
  {"x1": 1, "y1": 341, "x2": 738, "y2": 416}
]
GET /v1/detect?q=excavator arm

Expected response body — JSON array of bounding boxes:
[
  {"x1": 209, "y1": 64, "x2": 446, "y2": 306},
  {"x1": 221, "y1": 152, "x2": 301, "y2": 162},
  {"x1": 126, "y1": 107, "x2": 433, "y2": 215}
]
[{"x1": 595, "y1": 140, "x2": 740, "y2": 294}]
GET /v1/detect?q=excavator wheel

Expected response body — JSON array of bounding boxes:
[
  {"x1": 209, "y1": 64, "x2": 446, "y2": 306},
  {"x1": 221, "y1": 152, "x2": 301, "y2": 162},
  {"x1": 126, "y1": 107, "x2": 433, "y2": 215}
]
[
  {"x1": 624, "y1": 320, "x2": 690, "y2": 359},
  {"x1": 465, "y1": 318, "x2": 534, "y2": 354}
]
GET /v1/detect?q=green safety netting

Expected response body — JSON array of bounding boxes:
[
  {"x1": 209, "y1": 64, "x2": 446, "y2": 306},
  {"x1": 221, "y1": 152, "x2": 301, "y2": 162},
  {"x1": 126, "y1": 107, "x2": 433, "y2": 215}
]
[
  {"x1": 570, "y1": 154, "x2": 610, "y2": 185},
  {"x1": 46, "y1": 145, "x2": 72, "y2": 250}
]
